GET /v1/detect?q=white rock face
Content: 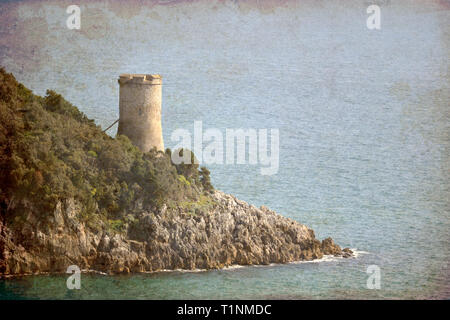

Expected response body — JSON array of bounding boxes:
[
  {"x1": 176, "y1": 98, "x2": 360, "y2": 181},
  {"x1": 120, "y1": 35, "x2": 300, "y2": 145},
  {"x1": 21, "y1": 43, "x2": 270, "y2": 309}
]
[{"x1": 0, "y1": 190, "x2": 351, "y2": 276}]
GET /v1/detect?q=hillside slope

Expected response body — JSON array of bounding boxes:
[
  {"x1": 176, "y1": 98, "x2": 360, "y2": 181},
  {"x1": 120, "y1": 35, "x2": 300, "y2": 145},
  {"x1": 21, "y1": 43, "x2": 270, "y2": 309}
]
[{"x1": 0, "y1": 68, "x2": 351, "y2": 275}]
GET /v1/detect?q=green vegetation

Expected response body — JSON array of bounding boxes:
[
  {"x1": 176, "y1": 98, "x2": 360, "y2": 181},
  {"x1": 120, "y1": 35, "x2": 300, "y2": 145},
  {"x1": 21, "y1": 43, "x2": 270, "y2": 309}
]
[
  {"x1": 179, "y1": 194, "x2": 216, "y2": 216},
  {"x1": 166, "y1": 148, "x2": 214, "y2": 194},
  {"x1": 0, "y1": 67, "x2": 214, "y2": 227},
  {"x1": 199, "y1": 167, "x2": 214, "y2": 193}
]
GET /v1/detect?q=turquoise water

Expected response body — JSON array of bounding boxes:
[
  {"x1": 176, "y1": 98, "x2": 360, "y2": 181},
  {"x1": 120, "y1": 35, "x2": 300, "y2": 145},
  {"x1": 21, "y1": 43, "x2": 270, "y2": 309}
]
[{"x1": 0, "y1": 0, "x2": 449, "y2": 299}]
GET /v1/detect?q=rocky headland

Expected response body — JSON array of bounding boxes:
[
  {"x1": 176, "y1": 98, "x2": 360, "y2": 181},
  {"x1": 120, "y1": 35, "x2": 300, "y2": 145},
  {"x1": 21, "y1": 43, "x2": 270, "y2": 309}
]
[
  {"x1": 0, "y1": 67, "x2": 352, "y2": 277},
  {"x1": 0, "y1": 190, "x2": 352, "y2": 276}
]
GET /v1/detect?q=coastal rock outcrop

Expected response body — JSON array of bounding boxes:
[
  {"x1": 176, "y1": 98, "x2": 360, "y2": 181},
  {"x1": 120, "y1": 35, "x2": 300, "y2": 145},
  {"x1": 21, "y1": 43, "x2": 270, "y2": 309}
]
[
  {"x1": 0, "y1": 67, "x2": 353, "y2": 277},
  {"x1": 0, "y1": 191, "x2": 352, "y2": 276}
]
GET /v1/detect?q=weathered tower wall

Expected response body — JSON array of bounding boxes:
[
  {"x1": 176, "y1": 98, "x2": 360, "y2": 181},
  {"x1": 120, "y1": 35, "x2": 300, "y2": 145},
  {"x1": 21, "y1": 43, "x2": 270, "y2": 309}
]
[{"x1": 117, "y1": 74, "x2": 164, "y2": 152}]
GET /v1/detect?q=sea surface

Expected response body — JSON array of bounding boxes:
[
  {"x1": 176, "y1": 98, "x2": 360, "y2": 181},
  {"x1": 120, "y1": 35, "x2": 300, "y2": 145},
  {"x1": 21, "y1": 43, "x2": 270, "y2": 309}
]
[{"x1": 0, "y1": 0, "x2": 449, "y2": 299}]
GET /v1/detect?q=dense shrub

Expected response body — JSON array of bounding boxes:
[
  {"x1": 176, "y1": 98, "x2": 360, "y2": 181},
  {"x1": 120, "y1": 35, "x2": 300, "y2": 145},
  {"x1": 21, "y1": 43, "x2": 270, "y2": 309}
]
[
  {"x1": 200, "y1": 167, "x2": 214, "y2": 193},
  {"x1": 171, "y1": 148, "x2": 201, "y2": 184}
]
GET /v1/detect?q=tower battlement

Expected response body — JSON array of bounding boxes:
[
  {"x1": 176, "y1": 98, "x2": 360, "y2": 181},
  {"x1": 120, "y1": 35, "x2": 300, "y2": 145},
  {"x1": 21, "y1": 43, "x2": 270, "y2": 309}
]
[
  {"x1": 118, "y1": 73, "x2": 162, "y2": 85},
  {"x1": 117, "y1": 73, "x2": 164, "y2": 152}
]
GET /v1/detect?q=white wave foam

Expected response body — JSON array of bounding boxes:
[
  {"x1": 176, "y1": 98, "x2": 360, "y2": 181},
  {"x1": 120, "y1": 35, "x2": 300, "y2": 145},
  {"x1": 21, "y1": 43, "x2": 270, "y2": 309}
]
[
  {"x1": 151, "y1": 264, "x2": 246, "y2": 274},
  {"x1": 284, "y1": 248, "x2": 370, "y2": 266},
  {"x1": 81, "y1": 249, "x2": 370, "y2": 276},
  {"x1": 350, "y1": 249, "x2": 370, "y2": 258},
  {"x1": 81, "y1": 269, "x2": 108, "y2": 275}
]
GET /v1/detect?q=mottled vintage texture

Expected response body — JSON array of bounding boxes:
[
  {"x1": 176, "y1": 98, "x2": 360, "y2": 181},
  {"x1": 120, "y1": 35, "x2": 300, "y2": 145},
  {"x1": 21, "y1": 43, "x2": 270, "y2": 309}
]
[
  {"x1": 0, "y1": 0, "x2": 449, "y2": 298},
  {"x1": 1, "y1": 0, "x2": 448, "y2": 84}
]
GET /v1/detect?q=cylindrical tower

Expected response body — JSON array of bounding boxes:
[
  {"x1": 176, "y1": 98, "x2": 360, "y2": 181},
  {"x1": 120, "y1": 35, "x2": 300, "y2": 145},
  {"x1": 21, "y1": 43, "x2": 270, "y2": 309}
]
[{"x1": 117, "y1": 74, "x2": 164, "y2": 152}]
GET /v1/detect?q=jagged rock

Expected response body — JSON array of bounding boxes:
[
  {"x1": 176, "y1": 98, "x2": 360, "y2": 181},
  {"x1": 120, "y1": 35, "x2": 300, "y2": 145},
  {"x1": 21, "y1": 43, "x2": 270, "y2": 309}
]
[
  {"x1": 321, "y1": 237, "x2": 342, "y2": 255},
  {"x1": 342, "y1": 247, "x2": 353, "y2": 258},
  {"x1": 321, "y1": 237, "x2": 354, "y2": 258},
  {"x1": 0, "y1": 190, "x2": 352, "y2": 276}
]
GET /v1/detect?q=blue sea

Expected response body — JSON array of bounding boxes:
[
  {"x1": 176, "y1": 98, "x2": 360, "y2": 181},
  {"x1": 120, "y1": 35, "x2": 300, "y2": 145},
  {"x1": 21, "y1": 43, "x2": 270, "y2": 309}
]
[{"x1": 0, "y1": 0, "x2": 448, "y2": 299}]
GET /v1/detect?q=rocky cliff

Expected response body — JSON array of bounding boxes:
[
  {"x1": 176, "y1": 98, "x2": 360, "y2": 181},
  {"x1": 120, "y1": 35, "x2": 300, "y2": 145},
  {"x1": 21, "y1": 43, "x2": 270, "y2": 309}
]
[
  {"x1": 0, "y1": 67, "x2": 352, "y2": 277},
  {"x1": 0, "y1": 190, "x2": 352, "y2": 276}
]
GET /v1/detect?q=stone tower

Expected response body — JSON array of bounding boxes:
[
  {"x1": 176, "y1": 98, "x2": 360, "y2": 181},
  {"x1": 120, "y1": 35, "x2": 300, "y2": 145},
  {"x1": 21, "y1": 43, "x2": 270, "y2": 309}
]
[{"x1": 117, "y1": 74, "x2": 164, "y2": 152}]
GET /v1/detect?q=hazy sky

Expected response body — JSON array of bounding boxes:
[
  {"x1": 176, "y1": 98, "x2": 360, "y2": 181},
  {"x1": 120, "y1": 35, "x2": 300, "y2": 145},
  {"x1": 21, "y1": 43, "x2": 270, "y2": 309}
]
[{"x1": 0, "y1": 0, "x2": 448, "y2": 126}]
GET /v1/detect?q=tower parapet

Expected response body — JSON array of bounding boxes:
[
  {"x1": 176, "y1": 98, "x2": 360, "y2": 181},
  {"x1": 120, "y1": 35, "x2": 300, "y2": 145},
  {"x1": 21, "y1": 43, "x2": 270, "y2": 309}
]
[{"x1": 117, "y1": 73, "x2": 164, "y2": 152}]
